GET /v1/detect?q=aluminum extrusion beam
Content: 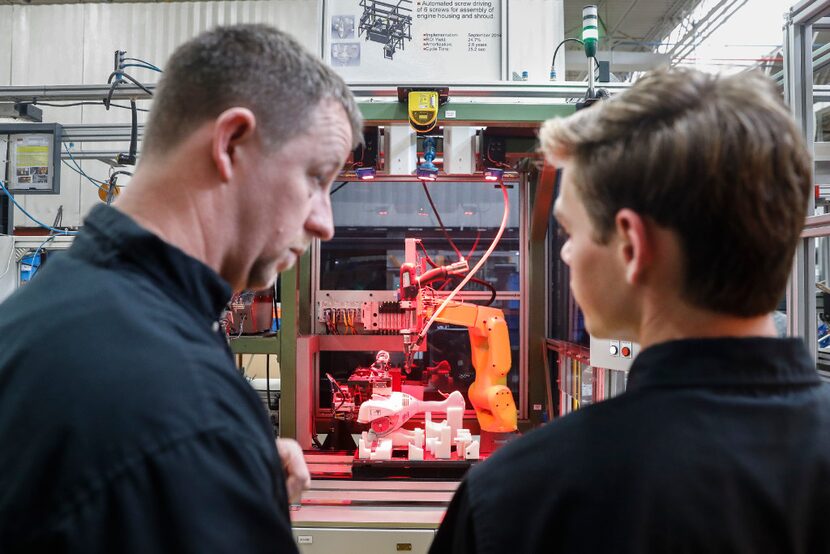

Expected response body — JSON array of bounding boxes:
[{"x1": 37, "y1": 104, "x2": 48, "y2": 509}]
[
  {"x1": 61, "y1": 124, "x2": 144, "y2": 143},
  {"x1": 784, "y1": 6, "x2": 820, "y2": 359},
  {"x1": 59, "y1": 150, "x2": 126, "y2": 160},
  {"x1": 347, "y1": 81, "x2": 629, "y2": 99},
  {"x1": 791, "y1": 0, "x2": 830, "y2": 25},
  {"x1": 815, "y1": 84, "x2": 830, "y2": 102},
  {"x1": 565, "y1": 50, "x2": 669, "y2": 73},
  {"x1": 0, "y1": 84, "x2": 154, "y2": 102},
  {"x1": 773, "y1": 42, "x2": 830, "y2": 84},
  {"x1": 59, "y1": 150, "x2": 134, "y2": 167},
  {"x1": 0, "y1": 82, "x2": 626, "y2": 104},
  {"x1": 801, "y1": 212, "x2": 830, "y2": 238},
  {"x1": 13, "y1": 235, "x2": 75, "y2": 250}
]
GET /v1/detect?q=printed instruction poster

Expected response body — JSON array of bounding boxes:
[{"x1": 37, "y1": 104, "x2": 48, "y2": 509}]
[
  {"x1": 10, "y1": 135, "x2": 52, "y2": 191},
  {"x1": 324, "y1": 0, "x2": 502, "y2": 81}
]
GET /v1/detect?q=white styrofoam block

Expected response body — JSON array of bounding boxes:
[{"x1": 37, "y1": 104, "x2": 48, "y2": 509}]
[
  {"x1": 358, "y1": 438, "x2": 370, "y2": 459},
  {"x1": 426, "y1": 437, "x2": 437, "y2": 455},
  {"x1": 436, "y1": 425, "x2": 452, "y2": 459},
  {"x1": 465, "y1": 440, "x2": 480, "y2": 460},
  {"x1": 408, "y1": 443, "x2": 424, "y2": 461},
  {"x1": 425, "y1": 416, "x2": 436, "y2": 440},
  {"x1": 426, "y1": 419, "x2": 445, "y2": 442},
  {"x1": 455, "y1": 429, "x2": 472, "y2": 459},
  {"x1": 447, "y1": 406, "x2": 463, "y2": 438},
  {"x1": 413, "y1": 427, "x2": 424, "y2": 448},
  {"x1": 380, "y1": 439, "x2": 394, "y2": 460},
  {"x1": 372, "y1": 439, "x2": 393, "y2": 461},
  {"x1": 389, "y1": 429, "x2": 415, "y2": 448}
]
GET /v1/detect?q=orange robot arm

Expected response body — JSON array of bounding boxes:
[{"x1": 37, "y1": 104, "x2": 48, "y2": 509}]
[{"x1": 426, "y1": 301, "x2": 518, "y2": 433}]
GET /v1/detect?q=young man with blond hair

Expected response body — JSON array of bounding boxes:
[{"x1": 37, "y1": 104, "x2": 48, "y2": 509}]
[{"x1": 432, "y1": 68, "x2": 825, "y2": 553}]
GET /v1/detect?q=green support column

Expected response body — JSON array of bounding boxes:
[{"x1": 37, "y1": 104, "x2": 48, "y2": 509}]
[
  {"x1": 298, "y1": 249, "x2": 313, "y2": 335},
  {"x1": 278, "y1": 249, "x2": 313, "y2": 440},
  {"x1": 278, "y1": 264, "x2": 298, "y2": 439}
]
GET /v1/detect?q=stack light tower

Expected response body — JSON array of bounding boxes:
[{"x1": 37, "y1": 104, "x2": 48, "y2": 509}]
[{"x1": 582, "y1": 5, "x2": 598, "y2": 97}]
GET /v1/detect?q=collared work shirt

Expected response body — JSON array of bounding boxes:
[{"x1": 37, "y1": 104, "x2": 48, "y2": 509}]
[
  {"x1": 0, "y1": 206, "x2": 295, "y2": 553},
  {"x1": 432, "y1": 337, "x2": 830, "y2": 554}
]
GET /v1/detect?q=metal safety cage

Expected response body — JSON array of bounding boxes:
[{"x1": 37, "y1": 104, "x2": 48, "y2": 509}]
[
  {"x1": 304, "y1": 175, "x2": 528, "y2": 444},
  {"x1": 784, "y1": 0, "x2": 830, "y2": 373}
]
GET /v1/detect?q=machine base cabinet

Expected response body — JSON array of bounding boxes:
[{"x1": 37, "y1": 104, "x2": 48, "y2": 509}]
[{"x1": 292, "y1": 527, "x2": 436, "y2": 554}]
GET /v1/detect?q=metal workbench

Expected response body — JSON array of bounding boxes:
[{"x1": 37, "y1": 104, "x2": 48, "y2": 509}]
[{"x1": 291, "y1": 468, "x2": 459, "y2": 554}]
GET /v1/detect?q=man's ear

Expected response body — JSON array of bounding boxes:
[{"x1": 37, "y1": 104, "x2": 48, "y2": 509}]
[
  {"x1": 615, "y1": 208, "x2": 652, "y2": 285},
  {"x1": 211, "y1": 107, "x2": 257, "y2": 183}
]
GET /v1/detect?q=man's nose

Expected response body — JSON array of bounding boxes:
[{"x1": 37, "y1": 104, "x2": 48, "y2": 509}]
[{"x1": 307, "y1": 194, "x2": 334, "y2": 241}]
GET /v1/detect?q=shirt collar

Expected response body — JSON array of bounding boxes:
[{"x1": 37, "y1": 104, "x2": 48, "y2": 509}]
[
  {"x1": 71, "y1": 205, "x2": 232, "y2": 322},
  {"x1": 626, "y1": 337, "x2": 819, "y2": 392}
]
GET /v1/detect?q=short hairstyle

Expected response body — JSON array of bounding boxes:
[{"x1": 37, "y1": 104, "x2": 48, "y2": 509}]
[
  {"x1": 540, "y1": 68, "x2": 812, "y2": 317},
  {"x1": 143, "y1": 24, "x2": 363, "y2": 156}
]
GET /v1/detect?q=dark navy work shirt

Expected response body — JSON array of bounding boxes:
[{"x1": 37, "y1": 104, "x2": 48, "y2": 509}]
[
  {"x1": 0, "y1": 205, "x2": 295, "y2": 553},
  {"x1": 432, "y1": 337, "x2": 830, "y2": 554}
]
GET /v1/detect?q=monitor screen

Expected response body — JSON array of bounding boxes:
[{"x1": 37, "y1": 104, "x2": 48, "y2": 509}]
[{"x1": 1, "y1": 123, "x2": 62, "y2": 195}]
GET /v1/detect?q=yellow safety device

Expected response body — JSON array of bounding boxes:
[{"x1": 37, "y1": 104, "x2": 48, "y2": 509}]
[{"x1": 408, "y1": 91, "x2": 439, "y2": 134}]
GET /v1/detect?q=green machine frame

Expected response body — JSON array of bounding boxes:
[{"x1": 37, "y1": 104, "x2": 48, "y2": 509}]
[{"x1": 246, "y1": 90, "x2": 580, "y2": 439}]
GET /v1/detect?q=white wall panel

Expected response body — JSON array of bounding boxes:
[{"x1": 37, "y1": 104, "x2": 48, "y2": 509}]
[
  {"x1": 11, "y1": 4, "x2": 86, "y2": 226},
  {"x1": 507, "y1": 0, "x2": 565, "y2": 83},
  {"x1": 0, "y1": 7, "x2": 13, "y2": 86},
  {"x1": 3, "y1": 0, "x2": 553, "y2": 229},
  {"x1": 4, "y1": 0, "x2": 323, "y2": 228},
  {"x1": 80, "y1": 2, "x2": 169, "y2": 220}
]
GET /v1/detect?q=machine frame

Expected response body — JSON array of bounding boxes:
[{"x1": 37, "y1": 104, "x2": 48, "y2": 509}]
[
  {"x1": 299, "y1": 174, "x2": 527, "y2": 450},
  {"x1": 784, "y1": 0, "x2": 830, "y2": 374}
]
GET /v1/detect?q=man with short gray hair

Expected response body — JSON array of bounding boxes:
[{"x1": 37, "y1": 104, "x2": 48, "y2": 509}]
[
  {"x1": 432, "y1": 68, "x2": 828, "y2": 553},
  {"x1": 0, "y1": 24, "x2": 361, "y2": 552}
]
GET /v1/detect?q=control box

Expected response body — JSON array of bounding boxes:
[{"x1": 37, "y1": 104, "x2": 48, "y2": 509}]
[{"x1": 589, "y1": 336, "x2": 640, "y2": 371}]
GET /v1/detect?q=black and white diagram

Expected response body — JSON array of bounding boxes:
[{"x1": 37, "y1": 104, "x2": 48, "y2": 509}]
[
  {"x1": 357, "y1": 0, "x2": 413, "y2": 60},
  {"x1": 324, "y1": 0, "x2": 501, "y2": 80}
]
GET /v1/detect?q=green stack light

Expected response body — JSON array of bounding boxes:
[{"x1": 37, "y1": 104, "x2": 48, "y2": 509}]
[{"x1": 582, "y1": 5, "x2": 598, "y2": 58}]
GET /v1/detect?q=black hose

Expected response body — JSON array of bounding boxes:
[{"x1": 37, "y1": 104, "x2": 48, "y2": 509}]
[
  {"x1": 331, "y1": 181, "x2": 349, "y2": 195},
  {"x1": 439, "y1": 274, "x2": 497, "y2": 306},
  {"x1": 467, "y1": 230, "x2": 481, "y2": 262},
  {"x1": 417, "y1": 241, "x2": 438, "y2": 268},
  {"x1": 118, "y1": 72, "x2": 153, "y2": 96},
  {"x1": 550, "y1": 38, "x2": 584, "y2": 77},
  {"x1": 421, "y1": 181, "x2": 463, "y2": 260}
]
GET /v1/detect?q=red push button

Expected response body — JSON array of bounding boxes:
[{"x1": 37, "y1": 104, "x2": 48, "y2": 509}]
[{"x1": 621, "y1": 346, "x2": 631, "y2": 357}]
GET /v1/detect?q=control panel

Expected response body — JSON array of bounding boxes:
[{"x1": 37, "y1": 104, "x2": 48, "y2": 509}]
[{"x1": 589, "y1": 336, "x2": 640, "y2": 372}]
